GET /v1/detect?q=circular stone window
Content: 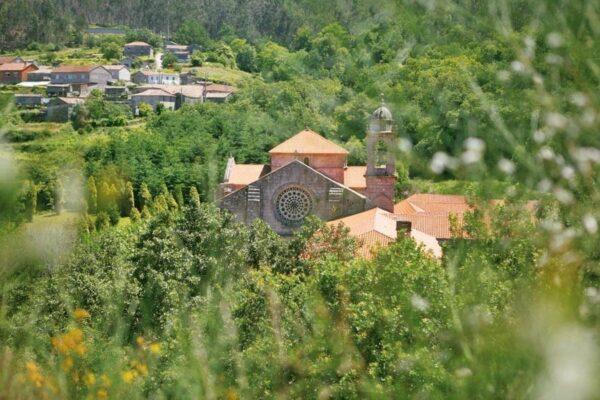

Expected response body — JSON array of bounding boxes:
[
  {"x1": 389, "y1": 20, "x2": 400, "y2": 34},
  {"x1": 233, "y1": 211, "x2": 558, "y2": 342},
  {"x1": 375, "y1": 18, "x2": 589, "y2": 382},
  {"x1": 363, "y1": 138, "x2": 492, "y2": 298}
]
[{"x1": 275, "y1": 186, "x2": 313, "y2": 225}]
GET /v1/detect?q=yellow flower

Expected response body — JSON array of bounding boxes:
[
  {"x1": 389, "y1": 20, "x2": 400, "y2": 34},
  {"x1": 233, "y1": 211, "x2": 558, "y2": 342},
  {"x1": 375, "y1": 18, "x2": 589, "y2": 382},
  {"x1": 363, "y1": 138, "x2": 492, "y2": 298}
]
[
  {"x1": 61, "y1": 357, "x2": 74, "y2": 371},
  {"x1": 121, "y1": 370, "x2": 137, "y2": 383},
  {"x1": 100, "y1": 374, "x2": 111, "y2": 387},
  {"x1": 225, "y1": 388, "x2": 239, "y2": 400},
  {"x1": 136, "y1": 336, "x2": 145, "y2": 347},
  {"x1": 149, "y1": 342, "x2": 161, "y2": 355},
  {"x1": 73, "y1": 308, "x2": 90, "y2": 321},
  {"x1": 52, "y1": 328, "x2": 86, "y2": 356},
  {"x1": 134, "y1": 362, "x2": 148, "y2": 376},
  {"x1": 25, "y1": 361, "x2": 44, "y2": 388},
  {"x1": 84, "y1": 372, "x2": 96, "y2": 386},
  {"x1": 96, "y1": 389, "x2": 108, "y2": 399}
]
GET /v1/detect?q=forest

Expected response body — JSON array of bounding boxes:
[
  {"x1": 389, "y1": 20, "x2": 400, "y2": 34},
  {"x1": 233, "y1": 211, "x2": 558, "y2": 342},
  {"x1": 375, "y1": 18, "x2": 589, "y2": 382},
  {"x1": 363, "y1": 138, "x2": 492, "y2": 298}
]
[{"x1": 0, "y1": 0, "x2": 599, "y2": 399}]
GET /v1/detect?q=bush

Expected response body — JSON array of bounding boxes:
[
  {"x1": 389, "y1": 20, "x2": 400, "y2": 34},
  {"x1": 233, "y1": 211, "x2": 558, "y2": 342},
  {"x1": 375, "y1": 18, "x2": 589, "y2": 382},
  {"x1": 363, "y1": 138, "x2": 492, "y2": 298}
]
[{"x1": 95, "y1": 211, "x2": 110, "y2": 230}]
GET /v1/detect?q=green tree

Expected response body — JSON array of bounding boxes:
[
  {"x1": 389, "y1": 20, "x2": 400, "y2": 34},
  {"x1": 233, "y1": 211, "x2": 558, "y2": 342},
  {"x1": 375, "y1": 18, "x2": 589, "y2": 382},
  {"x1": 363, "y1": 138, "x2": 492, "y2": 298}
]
[
  {"x1": 140, "y1": 182, "x2": 152, "y2": 210},
  {"x1": 175, "y1": 20, "x2": 210, "y2": 47},
  {"x1": 162, "y1": 52, "x2": 178, "y2": 68},
  {"x1": 189, "y1": 186, "x2": 200, "y2": 208},
  {"x1": 23, "y1": 181, "x2": 37, "y2": 222},
  {"x1": 125, "y1": 181, "x2": 136, "y2": 217},
  {"x1": 86, "y1": 176, "x2": 97, "y2": 213},
  {"x1": 101, "y1": 42, "x2": 122, "y2": 60}
]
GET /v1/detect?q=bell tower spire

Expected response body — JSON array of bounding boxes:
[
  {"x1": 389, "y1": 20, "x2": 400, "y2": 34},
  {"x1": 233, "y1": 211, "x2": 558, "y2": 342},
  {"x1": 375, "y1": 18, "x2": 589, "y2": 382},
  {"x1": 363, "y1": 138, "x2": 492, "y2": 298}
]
[{"x1": 365, "y1": 97, "x2": 396, "y2": 212}]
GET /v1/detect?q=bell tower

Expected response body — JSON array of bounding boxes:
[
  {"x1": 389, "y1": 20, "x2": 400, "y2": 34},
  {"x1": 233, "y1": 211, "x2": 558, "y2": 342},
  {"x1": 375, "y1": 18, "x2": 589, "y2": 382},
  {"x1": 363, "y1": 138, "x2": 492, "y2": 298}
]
[{"x1": 365, "y1": 99, "x2": 396, "y2": 212}]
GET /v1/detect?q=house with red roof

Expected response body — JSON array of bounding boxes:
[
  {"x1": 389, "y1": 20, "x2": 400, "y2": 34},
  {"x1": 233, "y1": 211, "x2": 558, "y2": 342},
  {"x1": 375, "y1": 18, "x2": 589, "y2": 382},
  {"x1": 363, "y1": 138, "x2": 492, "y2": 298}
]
[{"x1": 0, "y1": 62, "x2": 38, "y2": 84}]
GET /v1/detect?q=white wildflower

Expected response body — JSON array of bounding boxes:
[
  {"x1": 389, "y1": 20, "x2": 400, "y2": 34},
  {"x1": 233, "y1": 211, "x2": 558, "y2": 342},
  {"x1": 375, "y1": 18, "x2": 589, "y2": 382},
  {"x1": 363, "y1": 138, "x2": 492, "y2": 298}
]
[
  {"x1": 410, "y1": 294, "x2": 429, "y2": 312},
  {"x1": 430, "y1": 152, "x2": 451, "y2": 174},
  {"x1": 546, "y1": 32, "x2": 564, "y2": 48},
  {"x1": 582, "y1": 214, "x2": 597, "y2": 234},
  {"x1": 498, "y1": 158, "x2": 515, "y2": 175},
  {"x1": 398, "y1": 137, "x2": 413, "y2": 153},
  {"x1": 569, "y1": 92, "x2": 588, "y2": 107},
  {"x1": 511, "y1": 60, "x2": 526, "y2": 73},
  {"x1": 553, "y1": 187, "x2": 574, "y2": 204},
  {"x1": 545, "y1": 113, "x2": 568, "y2": 129},
  {"x1": 560, "y1": 166, "x2": 575, "y2": 180}
]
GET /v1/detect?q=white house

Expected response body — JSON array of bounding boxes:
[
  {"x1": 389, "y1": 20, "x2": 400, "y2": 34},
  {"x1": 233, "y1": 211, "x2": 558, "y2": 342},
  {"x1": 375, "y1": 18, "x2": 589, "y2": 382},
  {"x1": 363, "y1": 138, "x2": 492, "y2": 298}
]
[
  {"x1": 131, "y1": 70, "x2": 180, "y2": 85},
  {"x1": 103, "y1": 65, "x2": 131, "y2": 82}
]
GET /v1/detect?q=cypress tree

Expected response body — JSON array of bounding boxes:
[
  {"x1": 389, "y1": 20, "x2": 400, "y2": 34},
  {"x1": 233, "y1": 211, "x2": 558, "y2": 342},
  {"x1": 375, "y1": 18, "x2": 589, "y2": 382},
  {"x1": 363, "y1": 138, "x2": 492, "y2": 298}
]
[
  {"x1": 140, "y1": 182, "x2": 152, "y2": 210},
  {"x1": 86, "y1": 177, "x2": 97, "y2": 213},
  {"x1": 189, "y1": 186, "x2": 201, "y2": 208},
  {"x1": 174, "y1": 185, "x2": 184, "y2": 208},
  {"x1": 24, "y1": 181, "x2": 37, "y2": 222},
  {"x1": 125, "y1": 181, "x2": 136, "y2": 216}
]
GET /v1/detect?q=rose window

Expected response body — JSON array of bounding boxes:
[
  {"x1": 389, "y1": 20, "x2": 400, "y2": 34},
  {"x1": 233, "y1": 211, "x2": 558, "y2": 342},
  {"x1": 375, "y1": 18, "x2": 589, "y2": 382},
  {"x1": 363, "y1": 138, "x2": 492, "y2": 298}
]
[{"x1": 276, "y1": 186, "x2": 313, "y2": 224}]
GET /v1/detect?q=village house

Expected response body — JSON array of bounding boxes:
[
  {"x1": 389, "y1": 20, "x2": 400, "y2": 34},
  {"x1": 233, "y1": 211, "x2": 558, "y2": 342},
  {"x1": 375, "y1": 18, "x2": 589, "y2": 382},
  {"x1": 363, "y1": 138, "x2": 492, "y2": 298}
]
[
  {"x1": 104, "y1": 86, "x2": 129, "y2": 101},
  {"x1": 0, "y1": 63, "x2": 38, "y2": 84},
  {"x1": 131, "y1": 88, "x2": 176, "y2": 111},
  {"x1": 124, "y1": 42, "x2": 153, "y2": 58},
  {"x1": 165, "y1": 44, "x2": 191, "y2": 62},
  {"x1": 103, "y1": 65, "x2": 131, "y2": 81},
  {"x1": 46, "y1": 97, "x2": 85, "y2": 122},
  {"x1": 0, "y1": 56, "x2": 24, "y2": 65},
  {"x1": 13, "y1": 94, "x2": 45, "y2": 108},
  {"x1": 26, "y1": 67, "x2": 52, "y2": 81},
  {"x1": 131, "y1": 70, "x2": 180, "y2": 85},
  {"x1": 50, "y1": 65, "x2": 113, "y2": 96}
]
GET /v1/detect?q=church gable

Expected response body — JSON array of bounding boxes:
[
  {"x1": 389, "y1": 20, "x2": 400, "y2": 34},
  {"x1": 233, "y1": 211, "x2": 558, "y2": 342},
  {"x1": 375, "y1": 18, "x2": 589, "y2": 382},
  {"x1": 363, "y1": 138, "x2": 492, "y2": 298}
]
[{"x1": 219, "y1": 160, "x2": 369, "y2": 235}]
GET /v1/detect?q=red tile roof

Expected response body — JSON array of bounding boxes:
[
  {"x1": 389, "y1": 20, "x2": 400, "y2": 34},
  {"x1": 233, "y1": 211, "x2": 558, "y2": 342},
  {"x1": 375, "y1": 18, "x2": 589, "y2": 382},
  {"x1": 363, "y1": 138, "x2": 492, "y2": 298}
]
[
  {"x1": 0, "y1": 56, "x2": 19, "y2": 64},
  {"x1": 269, "y1": 129, "x2": 349, "y2": 155},
  {"x1": 393, "y1": 194, "x2": 472, "y2": 239},
  {"x1": 344, "y1": 166, "x2": 366, "y2": 189},
  {"x1": 125, "y1": 41, "x2": 151, "y2": 46},
  {"x1": 226, "y1": 164, "x2": 267, "y2": 186},
  {"x1": 0, "y1": 62, "x2": 34, "y2": 72},
  {"x1": 328, "y1": 207, "x2": 442, "y2": 258},
  {"x1": 52, "y1": 65, "x2": 99, "y2": 73}
]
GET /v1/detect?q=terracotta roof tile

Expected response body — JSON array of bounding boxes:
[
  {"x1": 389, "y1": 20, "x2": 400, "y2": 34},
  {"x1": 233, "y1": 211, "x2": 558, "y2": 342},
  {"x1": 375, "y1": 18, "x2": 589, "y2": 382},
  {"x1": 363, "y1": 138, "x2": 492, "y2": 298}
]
[
  {"x1": 52, "y1": 65, "x2": 98, "y2": 73},
  {"x1": 393, "y1": 212, "x2": 465, "y2": 240},
  {"x1": 344, "y1": 166, "x2": 366, "y2": 189},
  {"x1": 125, "y1": 41, "x2": 151, "y2": 46},
  {"x1": 133, "y1": 88, "x2": 175, "y2": 97},
  {"x1": 328, "y1": 207, "x2": 442, "y2": 258},
  {"x1": 226, "y1": 164, "x2": 267, "y2": 186},
  {"x1": 0, "y1": 56, "x2": 19, "y2": 64},
  {"x1": 0, "y1": 63, "x2": 34, "y2": 71},
  {"x1": 269, "y1": 129, "x2": 348, "y2": 155}
]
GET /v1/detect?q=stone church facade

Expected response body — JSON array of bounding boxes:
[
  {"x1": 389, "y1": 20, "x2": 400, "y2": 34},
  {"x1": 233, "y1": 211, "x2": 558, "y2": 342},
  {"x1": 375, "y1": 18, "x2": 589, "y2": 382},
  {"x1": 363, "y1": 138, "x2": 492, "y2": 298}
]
[{"x1": 219, "y1": 104, "x2": 397, "y2": 236}]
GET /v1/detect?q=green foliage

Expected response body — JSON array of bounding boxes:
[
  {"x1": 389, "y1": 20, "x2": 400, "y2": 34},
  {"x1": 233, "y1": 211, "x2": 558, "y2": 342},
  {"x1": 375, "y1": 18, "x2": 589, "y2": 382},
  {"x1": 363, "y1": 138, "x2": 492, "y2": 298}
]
[
  {"x1": 100, "y1": 41, "x2": 122, "y2": 60},
  {"x1": 206, "y1": 42, "x2": 236, "y2": 68},
  {"x1": 190, "y1": 50, "x2": 205, "y2": 67},
  {"x1": 86, "y1": 176, "x2": 97, "y2": 213},
  {"x1": 137, "y1": 102, "x2": 153, "y2": 118},
  {"x1": 161, "y1": 52, "x2": 178, "y2": 69},
  {"x1": 125, "y1": 28, "x2": 161, "y2": 47},
  {"x1": 175, "y1": 20, "x2": 210, "y2": 47}
]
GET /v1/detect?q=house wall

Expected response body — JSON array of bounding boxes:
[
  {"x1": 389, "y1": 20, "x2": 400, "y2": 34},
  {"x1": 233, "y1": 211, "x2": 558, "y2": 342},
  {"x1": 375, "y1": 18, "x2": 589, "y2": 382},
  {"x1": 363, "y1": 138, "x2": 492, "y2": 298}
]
[
  {"x1": 124, "y1": 45, "x2": 153, "y2": 57},
  {"x1": 270, "y1": 153, "x2": 346, "y2": 183},
  {"x1": 131, "y1": 95, "x2": 176, "y2": 111},
  {"x1": 220, "y1": 161, "x2": 368, "y2": 236},
  {"x1": 51, "y1": 72, "x2": 89, "y2": 84},
  {"x1": 46, "y1": 104, "x2": 74, "y2": 122},
  {"x1": 89, "y1": 68, "x2": 112, "y2": 85}
]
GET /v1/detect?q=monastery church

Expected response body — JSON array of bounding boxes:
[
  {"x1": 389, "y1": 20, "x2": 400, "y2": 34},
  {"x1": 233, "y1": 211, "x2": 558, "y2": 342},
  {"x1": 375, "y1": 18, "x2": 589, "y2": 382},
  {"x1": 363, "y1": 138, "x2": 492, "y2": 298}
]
[{"x1": 219, "y1": 104, "x2": 452, "y2": 258}]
